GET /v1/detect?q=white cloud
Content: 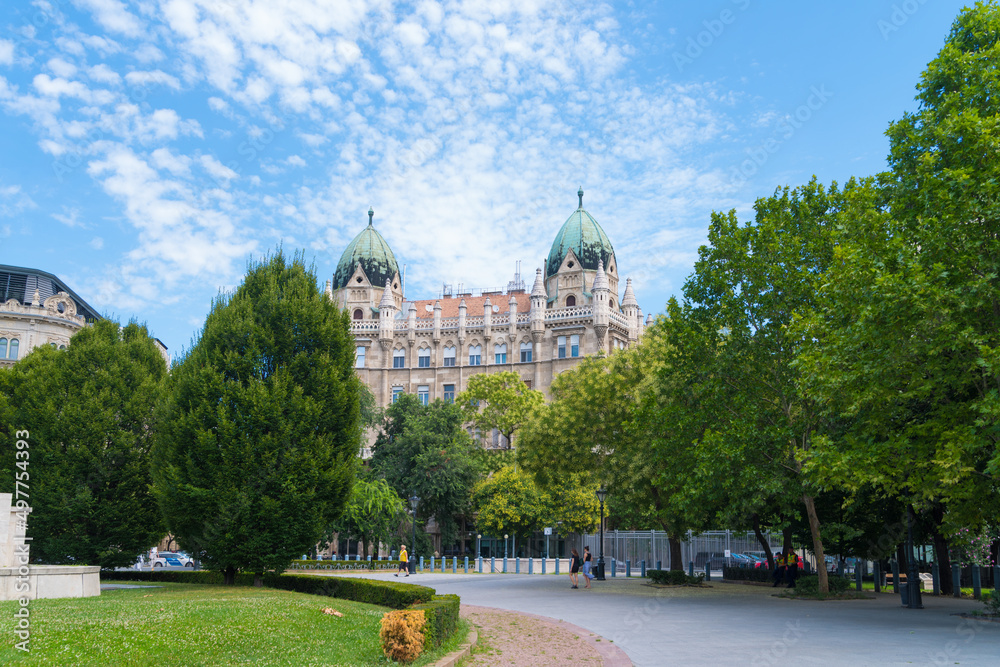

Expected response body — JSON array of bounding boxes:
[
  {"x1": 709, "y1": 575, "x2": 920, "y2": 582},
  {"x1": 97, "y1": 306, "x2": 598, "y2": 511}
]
[
  {"x1": 125, "y1": 70, "x2": 181, "y2": 90},
  {"x1": 199, "y1": 154, "x2": 238, "y2": 181},
  {"x1": 0, "y1": 40, "x2": 14, "y2": 66},
  {"x1": 89, "y1": 236, "x2": 104, "y2": 249},
  {"x1": 47, "y1": 58, "x2": 78, "y2": 79},
  {"x1": 52, "y1": 208, "x2": 86, "y2": 228},
  {"x1": 76, "y1": 0, "x2": 144, "y2": 38},
  {"x1": 285, "y1": 155, "x2": 306, "y2": 167},
  {"x1": 88, "y1": 64, "x2": 122, "y2": 85},
  {"x1": 207, "y1": 96, "x2": 229, "y2": 113},
  {"x1": 0, "y1": 184, "x2": 36, "y2": 217},
  {"x1": 151, "y1": 147, "x2": 191, "y2": 175}
]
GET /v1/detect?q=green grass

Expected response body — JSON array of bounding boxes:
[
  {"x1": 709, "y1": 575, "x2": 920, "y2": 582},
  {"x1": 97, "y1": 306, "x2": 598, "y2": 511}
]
[{"x1": 1, "y1": 582, "x2": 467, "y2": 666}]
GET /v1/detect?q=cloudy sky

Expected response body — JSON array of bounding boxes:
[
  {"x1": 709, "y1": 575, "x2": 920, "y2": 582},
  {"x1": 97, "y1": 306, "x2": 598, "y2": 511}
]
[{"x1": 0, "y1": 0, "x2": 971, "y2": 354}]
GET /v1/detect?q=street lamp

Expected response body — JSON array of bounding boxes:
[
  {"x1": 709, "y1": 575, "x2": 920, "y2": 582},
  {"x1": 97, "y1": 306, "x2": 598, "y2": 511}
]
[
  {"x1": 595, "y1": 487, "x2": 608, "y2": 581},
  {"x1": 504, "y1": 534, "x2": 509, "y2": 559},
  {"x1": 476, "y1": 534, "x2": 482, "y2": 558},
  {"x1": 409, "y1": 494, "x2": 419, "y2": 573}
]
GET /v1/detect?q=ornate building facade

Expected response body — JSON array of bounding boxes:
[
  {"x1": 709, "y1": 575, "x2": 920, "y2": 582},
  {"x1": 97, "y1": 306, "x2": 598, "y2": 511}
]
[{"x1": 329, "y1": 189, "x2": 649, "y2": 413}]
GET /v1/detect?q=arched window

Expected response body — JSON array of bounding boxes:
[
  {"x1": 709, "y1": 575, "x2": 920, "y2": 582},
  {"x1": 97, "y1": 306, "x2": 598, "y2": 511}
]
[
  {"x1": 418, "y1": 347, "x2": 431, "y2": 368},
  {"x1": 0, "y1": 339, "x2": 6, "y2": 359},
  {"x1": 393, "y1": 348, "x2": 406, "y2": 368},
  {"x1": 494, "y1": 343, "x2": 507, "y2": 364},
  {"x1": 566, "y1": 295, "x2": 576, "y2": 307},
  {"x1": 9, "y1": 339, "x2": 18, "y2": 359},
  {"x1": 353, "y1": 308, "x2": 364, "y2": 321}
]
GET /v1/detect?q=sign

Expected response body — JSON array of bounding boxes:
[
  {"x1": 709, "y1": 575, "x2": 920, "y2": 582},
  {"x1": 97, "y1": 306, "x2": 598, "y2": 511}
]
[
  {"x1": 724, "y1": 549, "x2": 731, "y2": 558},
  {"x1": 543, "y1": 527, "x2": 552, "y2": 536}
]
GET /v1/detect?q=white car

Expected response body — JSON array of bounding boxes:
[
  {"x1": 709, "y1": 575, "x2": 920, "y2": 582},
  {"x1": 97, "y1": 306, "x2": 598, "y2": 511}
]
[{"x1": 148, "y1": 551, "x2": 194, "y2": 568}]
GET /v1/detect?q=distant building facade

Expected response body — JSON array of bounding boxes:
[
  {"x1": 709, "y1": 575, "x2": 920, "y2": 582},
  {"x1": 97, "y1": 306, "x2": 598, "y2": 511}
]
[{"x1": 329, "y1": 189, "x2": 650, "y2": 431}]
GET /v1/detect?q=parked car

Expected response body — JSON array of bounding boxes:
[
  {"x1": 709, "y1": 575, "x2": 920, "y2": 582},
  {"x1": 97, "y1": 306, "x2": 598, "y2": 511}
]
[
  {"x1": 693, "y1": 552, "x2": 729, "y2": 569},
  {"x1": 152, "y1": 551, "x2": 194, "y2": 568}
]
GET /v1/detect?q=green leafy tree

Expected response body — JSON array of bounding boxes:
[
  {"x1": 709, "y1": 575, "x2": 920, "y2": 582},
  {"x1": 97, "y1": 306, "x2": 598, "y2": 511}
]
[
  {"x1": 458, "y1": 371, "x2": 544, "y2": 449},
  {"x1": 471, "y1": 465, "x2": 543, "y2": 542},
  {"x1": 329, "y1": 476, "x2": 405, "y2": 558},
  {"x1": 151, "y1": 252, "x2": 359, "y2": 585},
  {"x1": 370, "y1": 395, "x2": 481, "y2": 552},
  {"x1": 0, "y1": 320, "x2": 167, "y2": 569}
]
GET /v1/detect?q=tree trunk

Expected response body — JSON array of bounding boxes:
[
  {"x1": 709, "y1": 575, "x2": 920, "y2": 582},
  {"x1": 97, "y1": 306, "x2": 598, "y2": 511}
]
[
  {"x1": 752, "y1": 513, "x2": 775, "y2": 569},
  {"x1": 254, "y1": 572, "x2": 264, "y2": 587},
  {"x1": 223, "y1": 565, "x2": 236, "y2": 586},
  {"x1": 931, "y1": 504, "x2": 953, "y2": 595},
  {"x1": 802, "y1": 493, "x2": 828, "y2": 593},
  {"x1": 668, "y1": 534, "x2": 683, "y2": 571}
]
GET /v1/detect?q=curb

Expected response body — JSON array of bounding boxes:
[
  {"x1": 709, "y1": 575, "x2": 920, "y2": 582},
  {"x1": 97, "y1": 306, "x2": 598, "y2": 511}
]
[{"x1": 432, "y1": 625, "x2": 478, "y2": 667}]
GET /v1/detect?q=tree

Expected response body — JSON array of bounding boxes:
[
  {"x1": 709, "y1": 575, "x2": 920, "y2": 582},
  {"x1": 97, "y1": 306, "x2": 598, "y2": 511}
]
[
  {"x1": 458, "y1": 371, "x2": 544, "y2": 449},
  {"x1": 370, "y1": 395, "x2": 481, "y2": 552},
  {"x1": 0, "y1": 319, "x2": 167, "y2": 569},
  {"x1": 471, "y1": 465, "x2": 543, "y2": 543},
  {"x1": 329, "y1": 477, "x2": 405, "y2": 558},
  {"x1": 151, "y1": 252, "x2": 360, "y2": 585}
]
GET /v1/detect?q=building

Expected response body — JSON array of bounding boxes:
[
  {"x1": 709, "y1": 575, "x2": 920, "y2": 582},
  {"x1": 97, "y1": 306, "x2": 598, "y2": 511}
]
[
  {"x1": 329, "y1": 189, "x2": 650, "y2": 424},
  {"x1": 0, "y1": 265, "x2": 169, "y2": 367},
  {"x1": 0, "y1": 265, "x2": 103, "y2": 367}
]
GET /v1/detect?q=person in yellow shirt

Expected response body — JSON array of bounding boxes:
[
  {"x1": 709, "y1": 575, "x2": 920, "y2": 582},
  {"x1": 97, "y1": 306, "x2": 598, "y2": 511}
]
[
  {"x1": 771, "y1": 551, "x2": 786, "y2": 587},
  {"x1": 395, "y1": 545, "x2": 409, "y2": 577}
]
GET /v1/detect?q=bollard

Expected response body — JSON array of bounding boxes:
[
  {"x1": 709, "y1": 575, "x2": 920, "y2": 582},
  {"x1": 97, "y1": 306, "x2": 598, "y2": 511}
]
[
  {"x1": 705, "y1": 561, "x2": 711, "y2": 582},
  {"x1": 516, "y1": 558, "x2": 520, "y2": 574},
  {"x1": 855, "y1": 565, "x2": 862, "y2": 592},
  {"x1": 611, "y1": 559, "x2": 616, "y2": 577},
  {"x1": 491, "y1": 556, "x2": 495, "y2": 574},
  {"x1": 420, "y1": 556, "x2": 424, "y2": 572},
  {"x1": 891, "y1": 559, "x2": 900, "y2": 593},
  {"x1": 430, "y1": 556, "x2": 435, "y2": 572},
  {"x1": 464, "y1": 557, "x2": 469, "y2": 574},
  {"x1": 932, "y1": 562, "x2": 940, "y2": 595},
  {"x1": 689, "y1": 561, "x2": 694, "y2": 577},
  {"x1": 542, "y1": 558, "x2": 547, "y2": 575},
  {"x1": 453, "y1": 557, "x2": 457, "y2": 574},
  {"x1": 953, "y1": 563, "x2": 962, "y2": 598},
  {"x1": 478, "y1": 556, "x2": 483, "y2": 573},
  {"x1": 973, "y1": 565, "x2": 982, "y2": 600},
  {"x1": 626, "y1": 560, "x2": 631, "y2": 578},
  {"x1": 503, "y1": 557, "x2": 508, "y2": 574},
  {"x1": 657, "y1": 560, "x2": 662, "y2": 571},
  {"x1": 556, "y1": 558, "x2": 560, "y2": 575},
  {"x1": 874, "y1": 562, "x2": 881, "y2": 594},
  {"x1": 529, "y1": 558, "x2": 533, "y2": 575},
  {"x1": 367, "y1": 555, "x2": 371, "y2": 562},
  {"x1": 641, "y1": 560, "x2": 646, "y2": 578}
]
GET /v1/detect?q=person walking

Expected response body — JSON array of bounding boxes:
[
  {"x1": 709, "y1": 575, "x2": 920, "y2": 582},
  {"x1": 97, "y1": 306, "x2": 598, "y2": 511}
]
[
  {"x1": 569, "y1": 548, "x2": 582, "y2": 588},
  {"x1": 582, "y1": 546, "x2": 594, "y2": 589},
  {"x1": 784, "y1": 550, "x2": 799, "y2": 588},
  {"x1": 771, "y1": 551, "x2": 786, "y2": 587},
  {"x1": 395, "y1": 545, "x2": 409, "y2": 577}
]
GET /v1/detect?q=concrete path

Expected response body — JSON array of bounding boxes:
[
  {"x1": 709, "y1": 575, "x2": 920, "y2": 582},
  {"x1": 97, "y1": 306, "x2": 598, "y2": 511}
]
[{"x1": 332, "y1": 571, "x2": 1000, "y2": 666}]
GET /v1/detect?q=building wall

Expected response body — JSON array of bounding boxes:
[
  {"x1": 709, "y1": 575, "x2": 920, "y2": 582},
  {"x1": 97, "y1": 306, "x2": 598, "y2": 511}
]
[{"x1": 0, "y1": 293, "x2": 87, "y2": 367}]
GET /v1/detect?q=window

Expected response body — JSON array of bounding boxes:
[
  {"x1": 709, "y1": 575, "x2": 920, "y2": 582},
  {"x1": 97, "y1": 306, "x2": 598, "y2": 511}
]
[
  {"x1": 0, "y1": 338, "x2": 5, "y2": 359},
  {"x1": 494, "y1": 343, "x2": 507, "y2": 364},
  {"x1": 566, "y1": 295, "x2": 576, "y2": 307},
  {"x1": 418, "y1": 347, "x2": 431, "y2": 368},
  {"x1": 443, "y1": 384, "x2": 455, "y2": 403},
  {"x1": 469, "y1": 345, "x2": 481, "y2": 366},
  {"x1": 9, "y1": 339, "x2": 17, "y2": 358},
  {"x1": 443, "y1": 346, "x2": 456, "y2": 367},
  {"x1": 392, "y1": 387, "x2": 404, "y2": 403},
  {"x1": 353, "y1": 308, "x2": 364, "y2": 320},
  {"x1": 571, "y1": 334, "x2": 580, "y2": 357},
  {"x1": 520, "y1": 342, "x2": 532, "y2": 363},
  {"x1": 417, "y1": 385, "x2": 430, "y2": 405},
  {"x1": 557, "y1": 336, "x2": 567, "y2": 359},
  {"x1": 393, "y1": 348, "x2": 406, "y2": 368},
  {"x1": 355, "y1": 346, "x2": 366, "y2": 368},
  {"x1": 524, "y1": 379, "x2": 532, "y2": 389}
]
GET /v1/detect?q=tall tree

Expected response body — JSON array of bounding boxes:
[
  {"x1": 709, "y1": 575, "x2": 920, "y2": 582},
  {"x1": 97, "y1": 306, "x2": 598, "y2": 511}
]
[
  {"x1": 458, "y1": 371, "x2": 544, "y2": 449},
  {"x1": 329, "y1": 476, "x2": 405, "y2": 558},
  {"x1": 151, "y1": 252, "x2": 359, "y2": 585},
  {"x1": 0, "y1": 320, "x2": 167, "y2": 569}
]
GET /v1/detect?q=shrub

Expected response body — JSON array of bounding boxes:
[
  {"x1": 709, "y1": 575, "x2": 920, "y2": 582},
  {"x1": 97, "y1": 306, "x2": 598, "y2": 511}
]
[
  {"x1": 411, "y1": 595, "x2": 460, "y2": 649},
  {"x1": 723, "y1": 566, "x2": 771, "y2": 583},
  {"x1": 288, "y1": 559, "x2": 398, "y2": 572},
  {"x1": 101, "y1": 570, "x2": 434, "y2": 609},
  {"x1": 380, "y1": 609, "x2": 426, "y2": 663},
  {"x1": 983, "y1": 591, "x2": 1000, "y2": 615},
  {"x1": 647, "y1": 569, "x2": 704, "y2": 585},
  {"x1": 795, "y1": 574, "x2": 850, "y2": 595}
]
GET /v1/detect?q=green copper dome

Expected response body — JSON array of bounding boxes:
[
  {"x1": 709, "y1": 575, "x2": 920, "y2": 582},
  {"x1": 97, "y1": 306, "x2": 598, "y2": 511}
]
[
  {"x1": 333, "y1": 209, "x2": 400, "y2": 290},
  {"x1": 545, "y1": 189, "x2": 615, "y2": 278}
]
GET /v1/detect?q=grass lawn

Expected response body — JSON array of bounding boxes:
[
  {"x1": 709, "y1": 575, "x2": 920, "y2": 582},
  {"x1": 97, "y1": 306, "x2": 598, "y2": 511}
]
[{"x1": 1, "y1": 582, "x2": 468, "y2": 666}]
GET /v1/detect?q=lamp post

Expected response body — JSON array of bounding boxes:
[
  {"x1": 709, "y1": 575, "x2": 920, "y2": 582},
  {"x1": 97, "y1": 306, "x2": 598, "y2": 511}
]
[
  {"x1": 504, "y1": 534, "x2": 509, "y2": 559},
  {"x1": 476, "y1": 533, "x2": 482, "y2": 558},
  {"x1": 409, "y1": 493, "x2": 419, "y2": 573},
  {"x1": 595, "y1": 487, "x2": 607, "y2": 581}
]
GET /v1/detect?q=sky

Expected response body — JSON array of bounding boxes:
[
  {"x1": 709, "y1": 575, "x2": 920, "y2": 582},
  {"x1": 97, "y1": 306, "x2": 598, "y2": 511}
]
[{"x1": 0, "y1": 0, "x2": 976, "y2": 355}]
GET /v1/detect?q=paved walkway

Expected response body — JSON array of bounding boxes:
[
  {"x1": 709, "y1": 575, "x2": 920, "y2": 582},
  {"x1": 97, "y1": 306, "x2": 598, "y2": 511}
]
[{"x1": 331, "y1": 572, "x2": 1000, "y2": 666}]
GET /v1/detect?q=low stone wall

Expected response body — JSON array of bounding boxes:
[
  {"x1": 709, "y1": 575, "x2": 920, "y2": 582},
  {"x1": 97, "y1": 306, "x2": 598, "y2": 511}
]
[{"x1": 0, "y1": 565, "x2": 101, "y2": 600}]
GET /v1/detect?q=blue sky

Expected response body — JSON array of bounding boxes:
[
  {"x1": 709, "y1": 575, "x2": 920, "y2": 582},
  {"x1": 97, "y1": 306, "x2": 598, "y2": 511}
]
[{"x1": 0, "y1": 0, "x2": 974, "y2": 355}]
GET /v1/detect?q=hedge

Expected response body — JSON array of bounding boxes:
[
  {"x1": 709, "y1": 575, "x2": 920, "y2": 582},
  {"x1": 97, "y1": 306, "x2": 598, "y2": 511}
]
[
  {"x1": 101, "y1": 570, "x2": 434, "y2": 609},
  {"x1": 647, "y1": 569, "x2": 704, "y2": 585},
  {"x1": 723, "y1": 566, "x2": 771, "y2": 583},
  {"x1": 410, "y1": 594, "x2": 461, "y2": 649},
  {"x1": 795, "y1": 574, "x2": 850, "y2": 595},
  {"x1": 289, "y1": 559, "x2": 399, "y2": 572}
]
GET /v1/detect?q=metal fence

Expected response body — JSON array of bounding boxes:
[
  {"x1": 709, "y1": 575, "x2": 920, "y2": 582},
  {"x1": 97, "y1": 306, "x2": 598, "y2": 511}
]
[{"x1": 579, "y1": 530, "x2": 784, "y2": 570}]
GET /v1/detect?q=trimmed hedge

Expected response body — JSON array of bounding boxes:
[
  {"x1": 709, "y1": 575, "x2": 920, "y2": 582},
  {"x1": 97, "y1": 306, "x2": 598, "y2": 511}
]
[
  {"x1": 101, "y1": 570, "x2": 434, "y2": 609},
  {"x1": 411, "y1": 594, "x2": 460, "y2": 649},
  {"x1": 723, "y1": 566, "x2": 771, "y2": 583},
  {"x1": 795, "y1": 574, "x2": 850, "y2": 595},
  {"x1": 647, "y1": 569, "x2": 704, "y2": 585}
]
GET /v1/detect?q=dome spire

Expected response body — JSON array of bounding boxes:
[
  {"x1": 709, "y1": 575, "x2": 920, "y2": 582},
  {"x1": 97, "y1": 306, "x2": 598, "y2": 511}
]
[
  {"x1": 531, "y1": 267, "x2": 546, "y2": 298},
  {"x1": 592, "y1": 259, "x2": 609, "y2": 292},
  {"x1": 368, "y1": 206, "x2": 374, "y2": 227},
  {"x1": 379, "y1": 280, "x2": 394, "y2": 309},
  {"x1": 578, "y1": 186, "x2": 584, "y2": 209},
  {"x1": 622, "y1": 278, "x2": 638, "y2": 307}
]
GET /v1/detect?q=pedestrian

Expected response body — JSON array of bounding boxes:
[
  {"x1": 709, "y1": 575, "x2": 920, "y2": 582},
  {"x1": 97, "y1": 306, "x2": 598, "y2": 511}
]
[
  {"x1": 395, "y1": 544, "x2": 409, "y2": 577},
  {"x1": 582, "y1": 546, "x2": 594, "y2": 589},
  {"x1": 569, "y1": 548, "x2": 581, "y2": 588},
  {"x1": 771, "y1": 551, "x2": 786, "y2": 587},
  {"x1": 785, "y1": 551, "x2": 799, "y2": 588}
]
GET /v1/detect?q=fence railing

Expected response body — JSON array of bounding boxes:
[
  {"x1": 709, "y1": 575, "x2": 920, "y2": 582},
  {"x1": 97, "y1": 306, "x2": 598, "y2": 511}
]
[{"x1": 579, "y1": 530, "x2": 784, "y2": 570}]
